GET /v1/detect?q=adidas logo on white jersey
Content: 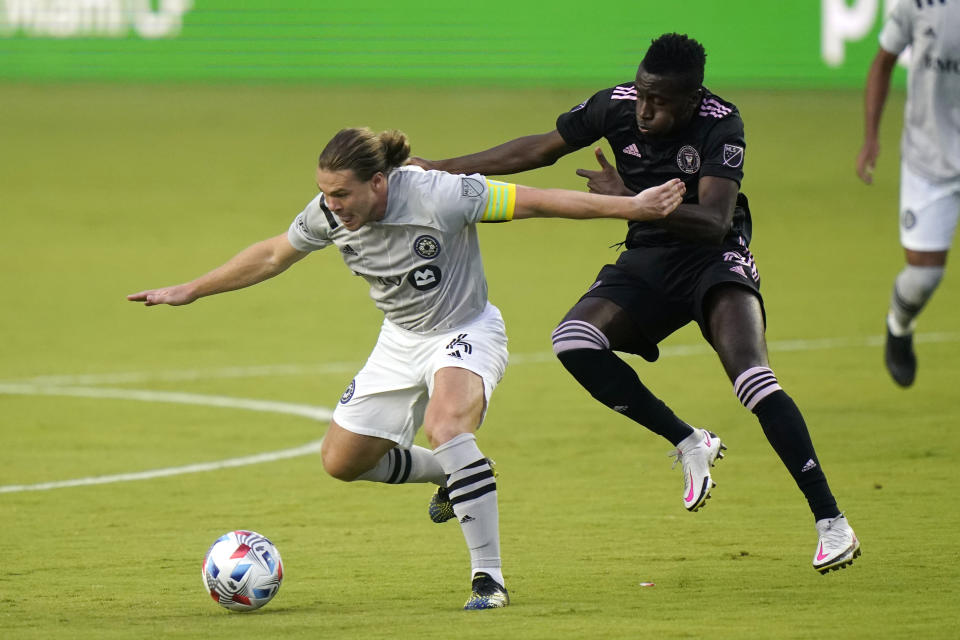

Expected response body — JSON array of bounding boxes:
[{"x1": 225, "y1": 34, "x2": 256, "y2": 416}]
[{"x1": 623, "y1": 143, "x2": 642, "y2": 158}]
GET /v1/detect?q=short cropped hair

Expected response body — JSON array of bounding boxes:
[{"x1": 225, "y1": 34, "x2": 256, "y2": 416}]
[
  {"x1": 318, "y1": 127, "x2": 411, "y2": 182},
  {"x1": 640, "y1": 33, "x2": 706, "y2": 90}
]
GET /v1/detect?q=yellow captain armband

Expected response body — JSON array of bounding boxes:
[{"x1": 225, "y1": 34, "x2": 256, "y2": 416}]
[{"x1": 480, "y1": 180, "x2": 516, "y2": 222}]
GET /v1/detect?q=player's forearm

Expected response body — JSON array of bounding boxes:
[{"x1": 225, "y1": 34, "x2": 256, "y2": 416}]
[
  {"x1": 188, "y1": 236, "x2": 304, "y2": 299},
  {"x1": 655, "y1": 204, "x2": 733, "y2": 245},
  {"x1": 432, "y1": 134, "x2": 566, "y2": 175},
  {"x1": 514, "y1": 188, "x2": 658, "y2": 221},
  {"x1": 863, "y1": 50, "x2": 896, "y2": 141}
]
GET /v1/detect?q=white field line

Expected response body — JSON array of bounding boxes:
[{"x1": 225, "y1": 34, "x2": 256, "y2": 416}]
[
  {"x1": 0, "y1": 384, "x2": 333, "y2": 421},
  {"x1": 7, "y1": 361, "x2": 366, "y2": 387},
  {"x1": 0, "y1": 385, "x2": 332, "y2": 494},
  {"x1": 2, "y1": 330, "x2": 958, "y2": 494},
  {"x1": 0, "y1": 439, "x2": 324, "y2": 494},
  {"x1": 5, "y1": 331, "x2": 958, "y2": 388}
]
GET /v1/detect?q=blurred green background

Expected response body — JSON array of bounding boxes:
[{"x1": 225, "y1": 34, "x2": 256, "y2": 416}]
[
  {"x1": 2, "y1": 0, "x2": 904, "y2": 86},
  {"x1": 2, "y1": 2, "x2": 957, "y2": 639}
]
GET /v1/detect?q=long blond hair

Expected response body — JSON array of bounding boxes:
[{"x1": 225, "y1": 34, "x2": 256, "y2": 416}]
[{"x1": 317, "y1": 127, "x2": 410, "y2": 181}]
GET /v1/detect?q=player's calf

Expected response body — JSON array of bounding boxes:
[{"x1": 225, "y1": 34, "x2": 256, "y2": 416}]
[
  {"x1": 354, "y1": 445, "x2": 445, "y2": 484},
  {"x1": 885, "y1": 264, "x2": 943, "y2": 387},
  {"x1": 552, "y1": 320, "x2": 694, "y2": 444},
  {"x1": 429, "y1": 458, "x2": 497, "y2": 524},
  {"x1": 433, "y1": 433, "x2": 504, "y2": 598}
]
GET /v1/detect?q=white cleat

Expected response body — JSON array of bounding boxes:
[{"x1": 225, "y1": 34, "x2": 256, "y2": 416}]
[
  {"x1": 669, "y1": 428, "x2": 726, "y2": 512},
  {"x1": 813, "y1": 513, "x2": 861, "y2": 574}
]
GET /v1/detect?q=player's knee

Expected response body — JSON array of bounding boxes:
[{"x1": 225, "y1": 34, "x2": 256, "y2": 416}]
[
  {"x1": 732, "y1": 366, "x2": 783, "y2": 412},
  {"x1": 551, "y1": 319, "x2": 610, "y2": 358},
  {"x1": 423, "y1": 422, "x2": 470, "y2": 450},
  {"x1": 320, "y1": 445, "x2": 363, "y2": 482}
]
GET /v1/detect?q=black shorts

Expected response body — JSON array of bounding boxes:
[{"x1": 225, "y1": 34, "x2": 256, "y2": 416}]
[{"x1": 580, "y1": 237, "x2": 764, "y2": 361}]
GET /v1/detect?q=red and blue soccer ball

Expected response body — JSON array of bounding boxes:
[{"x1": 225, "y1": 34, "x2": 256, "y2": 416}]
[{"x1": 202, "y1": 530, "x2": 283, "y2": 611}]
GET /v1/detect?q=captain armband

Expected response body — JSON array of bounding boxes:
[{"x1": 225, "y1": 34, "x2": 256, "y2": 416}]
[{"x1": 480, "y1": 180, "x2": 516, "y2": 222}]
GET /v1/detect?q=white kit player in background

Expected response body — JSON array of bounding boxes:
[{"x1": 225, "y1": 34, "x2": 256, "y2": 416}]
[
  {"x1": 128, "y1": 127, "x2": 685, "y2": 609},
  {"x1": 856, "y1": 0, "x2": 960, "y2": 387}
]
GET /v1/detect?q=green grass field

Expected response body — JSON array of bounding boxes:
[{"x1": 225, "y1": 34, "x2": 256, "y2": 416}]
[{"x1": 1, "y1": 83, "x2": 958, "y2": 639}]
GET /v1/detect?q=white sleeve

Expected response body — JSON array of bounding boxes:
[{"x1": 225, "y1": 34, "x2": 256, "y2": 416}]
[
  {"x1": 879, "y1": 0, "x2": 913, "y2": 55},
  {"x1": 417, "y1": 170, "x2": 489, "y2": 229},
  {"x1": 287, "y1": 195, "x2": 333, "y2": 252}
]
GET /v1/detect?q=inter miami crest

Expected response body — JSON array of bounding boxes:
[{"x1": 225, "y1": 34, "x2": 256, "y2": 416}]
[{"x1": 676, "y1": 145, "x2": 701, "y2": 174}]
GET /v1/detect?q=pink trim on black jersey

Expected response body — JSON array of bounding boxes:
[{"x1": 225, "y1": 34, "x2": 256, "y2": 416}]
[{"x1": 611, "y1": 84, "x2": 637, "y2": 101}]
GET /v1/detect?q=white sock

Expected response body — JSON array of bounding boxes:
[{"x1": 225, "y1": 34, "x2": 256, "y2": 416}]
[
  {"x1": 355, "y1": 445, "x2": 445, "y2": 484},
  {"x1": 476, "y1": 567, "x2": 505, "y2": 586},
  {"x1": 889, "y1": 265, "x2": 944, "y2": 335},
  {"x1": 676, "y1": 427, "x2": 703, "y2": 451},
  {"x1": 433, "y1": 433, "x2": 503, "y2": 586}
]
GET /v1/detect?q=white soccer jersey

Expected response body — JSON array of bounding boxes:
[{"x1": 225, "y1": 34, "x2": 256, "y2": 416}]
[
  {"x1": 880, "y1": 0, "x2": 960, "y2": 181},
  {"x1": 288, "y1": 166, "x2": 513, "y2": 334}
]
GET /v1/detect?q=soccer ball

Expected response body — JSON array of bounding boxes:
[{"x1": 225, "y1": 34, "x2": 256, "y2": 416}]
[{"x1": 201, "y1": 530, "x2": 284, "y2": 611}]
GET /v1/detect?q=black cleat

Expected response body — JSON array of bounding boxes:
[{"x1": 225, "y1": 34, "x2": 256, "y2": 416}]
[
  {"x1": 463, "y1": 573, "x2": 509, "y2": 609},
  {"x1": 885, "y1": 326, "x2": 916, "y2": 387},
  {"x1": 428, "y1": 486, "x2": 456, "y2": 523}
]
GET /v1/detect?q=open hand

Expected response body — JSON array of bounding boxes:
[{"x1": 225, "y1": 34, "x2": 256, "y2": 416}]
[
  {"x1": 632, "y1": 178, "x2": 686, "y2": 220},
  {"x1": 126, "y1": 284, "x2": 197, "y2": 306},
  {"x1": 576, "y1": 148, "x2": 631, "y2": 196},
  {"x1": 406, "y1": 157, "x2": 437, "y2": 170}
]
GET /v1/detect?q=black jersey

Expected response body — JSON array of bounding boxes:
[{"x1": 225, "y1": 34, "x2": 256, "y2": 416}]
[{"x1": 556, "y1": 83, "x2": 750, "y2": 248}]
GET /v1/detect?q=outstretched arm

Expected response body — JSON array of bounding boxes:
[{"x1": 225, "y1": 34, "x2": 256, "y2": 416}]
[
  {"x1": 573, "y1": 149, "x2": 738, "y2": 244},
  {"x1": 857, "y1": 47, "x2": 898, "y2": 184},
  {"x1": 512, "y1": 178, "x2": 685, "y2": 222},
  {"x1": 409, "y1": 130, "x2": 576, "y2": 175},
  {"x1": 127, "y1": 233, "x2": 309, "y2": 306}
]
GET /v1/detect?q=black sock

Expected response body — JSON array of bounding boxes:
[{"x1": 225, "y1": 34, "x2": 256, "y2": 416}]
[
  {"x1": 753, "y1": 390, "x2": 840, "y2": 521},
  {"x1": 557, "y1": 349, "x2": 693, "y2": 445}
]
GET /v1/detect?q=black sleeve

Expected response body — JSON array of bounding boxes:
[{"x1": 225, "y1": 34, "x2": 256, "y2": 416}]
[
  {"x1": 555, "y1": 89, "x2": 609, "y2": 150},
  {"x1": 699, "y1": 113, "x2": 746, "y2": 186}
]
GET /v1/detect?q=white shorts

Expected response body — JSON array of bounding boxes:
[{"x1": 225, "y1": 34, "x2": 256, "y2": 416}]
[
  {"x1": 332, "y1": 302, "x2": 509, "y2": 448},
  {"x1": 899, "y1": 161, "x2": 960, "y2": 252}
]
